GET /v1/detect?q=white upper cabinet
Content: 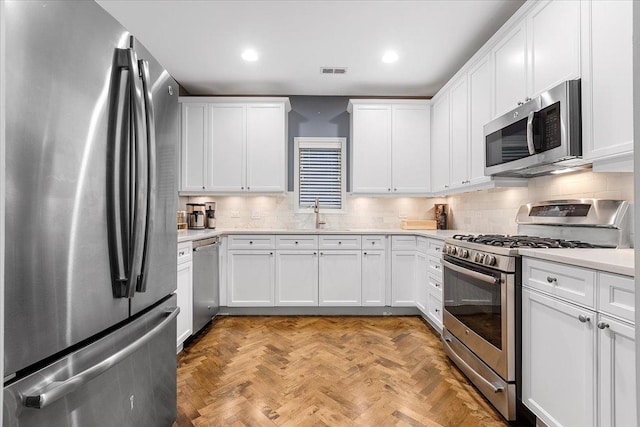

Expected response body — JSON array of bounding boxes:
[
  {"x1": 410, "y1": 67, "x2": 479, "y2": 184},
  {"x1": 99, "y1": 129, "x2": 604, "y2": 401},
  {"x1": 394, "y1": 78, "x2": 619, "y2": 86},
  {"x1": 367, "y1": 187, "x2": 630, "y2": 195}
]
[
  {"x1": 492, "y1": 0, "x2": 580, "y2": 117},
  {"x1": 179, "y1": 97, "x2": 290, "y2": 194},
  {"x1": 246, "y1": 104, "x2": 287, "y2": 191},
  {"x1": 391, "y1": 104, "x2": 431, "y2": 193},
  {"x1": 430, "y1": 94, "x2": 450, "y2": 193},
  {"x1": 528, "y1": 0, "x2": 580, "y2": 97},
  {"x1": 349, "y1": 100, "x2": 430, "y2": 195},
  {"x1": 449, "y1": 76, "x2": 469, "y2": 188},
  {"x1": 350, "y1": 104, "x2": 392, "y2": 193},
  {"x1": 209, "y1": 104, "x2": 245, "y2": 192},
  {"x1": 493, "y1": 23, "x2": 528, "y2": 117},
  {"x1": 180, "y1": 103, "x2": 208, "y2": 192},
  {"x1": 581, "y1": 0, "x2": 633, "y2": 171},
  {"x1": 468, "y1": 55, "x2": 492, "y2": 185}
]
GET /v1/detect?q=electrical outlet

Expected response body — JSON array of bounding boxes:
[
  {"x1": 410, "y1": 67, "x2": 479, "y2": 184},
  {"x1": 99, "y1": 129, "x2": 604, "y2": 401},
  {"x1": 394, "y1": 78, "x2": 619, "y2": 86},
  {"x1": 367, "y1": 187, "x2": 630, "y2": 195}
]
[
  {"x1": 251, "y1": 211, "x2": 261, "y2": 220},
  {"x1": 398, "y1": 212, "x2": 408, "y2": 219},
  {"x1": 230, "y1": 211, "x2": 240, "y2": 218}
]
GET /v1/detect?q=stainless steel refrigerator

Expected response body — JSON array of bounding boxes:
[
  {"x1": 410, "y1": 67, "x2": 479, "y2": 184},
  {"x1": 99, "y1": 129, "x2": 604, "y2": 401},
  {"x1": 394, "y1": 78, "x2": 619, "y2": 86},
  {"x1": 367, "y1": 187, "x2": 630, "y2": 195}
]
[{"x1": 3, "y1": 1, "x2": 179, "y2": 425}]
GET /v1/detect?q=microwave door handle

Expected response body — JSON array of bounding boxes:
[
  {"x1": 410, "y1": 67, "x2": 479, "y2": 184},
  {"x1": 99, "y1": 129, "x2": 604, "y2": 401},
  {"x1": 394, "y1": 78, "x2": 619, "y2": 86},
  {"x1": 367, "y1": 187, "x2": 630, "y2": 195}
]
[
  {"x1": 442, "y1": 259, "x2": 501, "y2": 286},
  {"x1": 526, "y1": 111, "x2": 536, "y2": 155}
]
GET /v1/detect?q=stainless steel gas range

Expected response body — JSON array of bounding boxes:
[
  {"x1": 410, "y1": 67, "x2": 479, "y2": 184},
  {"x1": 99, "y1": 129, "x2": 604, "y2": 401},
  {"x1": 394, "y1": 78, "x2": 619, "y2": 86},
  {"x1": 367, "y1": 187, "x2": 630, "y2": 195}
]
[{"x1": 440, "y1": 199, "x2": 631, "y2": 421}]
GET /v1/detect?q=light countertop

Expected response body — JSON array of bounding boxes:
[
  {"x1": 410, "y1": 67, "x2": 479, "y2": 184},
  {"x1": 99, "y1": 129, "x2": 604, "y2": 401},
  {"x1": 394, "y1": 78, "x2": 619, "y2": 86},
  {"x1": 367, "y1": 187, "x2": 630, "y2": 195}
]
[
  {"x1": 177, "y1": 228, "x2": 464, "y2": 243},
  {"x1": 517, "y1": 248, "x2": 635, "y2": 276}
]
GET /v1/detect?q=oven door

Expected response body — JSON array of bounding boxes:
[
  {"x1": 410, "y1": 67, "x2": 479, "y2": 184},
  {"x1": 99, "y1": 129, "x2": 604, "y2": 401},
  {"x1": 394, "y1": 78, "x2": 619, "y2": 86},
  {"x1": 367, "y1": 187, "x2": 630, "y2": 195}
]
[{"x1": 442, "y1": 255, "x2": 515, "y2": 381}]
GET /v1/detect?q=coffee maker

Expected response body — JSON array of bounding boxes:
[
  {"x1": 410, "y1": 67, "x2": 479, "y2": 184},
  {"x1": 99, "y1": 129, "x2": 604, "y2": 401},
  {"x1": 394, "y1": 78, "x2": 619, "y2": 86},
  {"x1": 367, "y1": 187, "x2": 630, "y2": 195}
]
[
  {"x1": 205, "y1": 202, "x2": 216, "y2": 229},
  {"x1": 186, "y1": 203, "x2": 206, "y2": 229}
]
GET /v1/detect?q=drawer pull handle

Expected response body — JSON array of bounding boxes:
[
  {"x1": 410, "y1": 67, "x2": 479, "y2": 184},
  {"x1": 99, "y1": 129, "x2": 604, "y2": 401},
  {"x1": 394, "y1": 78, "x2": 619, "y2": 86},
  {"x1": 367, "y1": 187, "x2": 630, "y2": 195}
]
[
  {"x1": 597, "y1": 321, "x2": 610, "y2": 330},
  {"x1": 578, "y1": 314, "x2": 591, "y2": 323},
  {"x1": 546, "y1": 276, "x2": 557, "y2": 284}
]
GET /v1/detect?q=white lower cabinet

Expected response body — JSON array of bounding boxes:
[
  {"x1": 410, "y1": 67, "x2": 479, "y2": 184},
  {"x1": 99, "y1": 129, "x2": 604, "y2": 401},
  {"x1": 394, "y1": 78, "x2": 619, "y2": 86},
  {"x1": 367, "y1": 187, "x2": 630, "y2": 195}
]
[
  {"x1": 275, "y1": 250, "x2": 318, "y2": 306},
  {"x1": 522, "y1": 288, "x2": 597, "y2": 427},
  {"x1": 176, "y1": 241, "x2": 193, "y2": 350},
  {"x1": 522, "y1": 258, "x2": 636, "y2": 427},
  {"x1": 391, "y1": 251, "x2": 416, "y2": 306},
  {"x1": 361, "y1": 250, "x2": 386, "y2": 306},
  {"x1": 318, "y1": 250, "x2": 362, "y2": 306},
  {"x1": 228, "y1": 250, "x2": 275, "y2": 306},
  {"x1": 598, "y1": 314, "x2": 637, "y2": 427},
  {"x1": 415, "y1": 251, "x2": 429, "y2": 313}
]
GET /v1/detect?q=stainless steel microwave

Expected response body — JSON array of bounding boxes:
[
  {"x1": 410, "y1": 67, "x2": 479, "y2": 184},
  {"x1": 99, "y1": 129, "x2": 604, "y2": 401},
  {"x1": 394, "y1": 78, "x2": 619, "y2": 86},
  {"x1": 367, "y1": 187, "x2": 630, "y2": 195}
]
[{"x1": 484, "y1": 80, "x2": 585, "y2": 177}]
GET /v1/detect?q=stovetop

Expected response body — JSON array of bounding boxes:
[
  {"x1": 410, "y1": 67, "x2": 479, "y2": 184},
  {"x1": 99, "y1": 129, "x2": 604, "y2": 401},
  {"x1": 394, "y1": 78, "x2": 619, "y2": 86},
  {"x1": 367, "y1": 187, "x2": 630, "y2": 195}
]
[{"x1": 451, "y1": 234, "x2": 609, "y2": 249}]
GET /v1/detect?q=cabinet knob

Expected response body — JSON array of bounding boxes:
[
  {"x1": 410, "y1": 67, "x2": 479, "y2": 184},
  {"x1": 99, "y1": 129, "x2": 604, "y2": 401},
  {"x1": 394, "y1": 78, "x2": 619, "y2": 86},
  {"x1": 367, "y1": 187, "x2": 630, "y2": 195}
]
[
  {"x1": 546, "y1": 276, "x2": 557, "y2": 284},
  {"x1": 363, "y1": 252, "x2": 367, "y2": 255},
  {"x1": 388, "y1": 188, "x2": 391, "y2": 191},
  {"x1": 597, "y1": 321, "x2": 610, "y2": 330},
  {"x1": 338, "y1": 241, "x2": 342, "y2": 245},
  {"x1": 394, "y1": 188, "x2": 397, "y2": 191},
  {"x1": 435, "y1": 283, "x2": 440, "y2": 288},
  {"x1": 436, "y1": 247, "x2": 441, "y2": 252},
  {"x1": 435, "y1": 308, "x2": 440, "y2": 313},
  {"x1": 249, "y1": 241, "x2": 253, "y2": 244},
  {"x1": 247, "y1": 186, "x2": 250, "y2": 190},
  {"x1": 320, "y1": 252, "x2": 323, "y2": 256},
  {"x1": 269, "y1": 252, "x2": 273, "y2": 255},
  {"x1": 525, "y1": 97, "x2": 532, "y2": 102},
  {"x1": 313, "y1": 252, "x2": 317, "y2": 255},
  {"x1": 241, "y1": 186, "x2": 244, "y2": 190},
  {"x1": 444, "y1": 185, "x2": 449, "y2": 188},
  {"x1": 517, "y1": 101, "x2": 523, "y2": 106},
  {"x1": 295, "y1": 241, "x2": 298, "y2": 244},
  {"x1": 372, "y1": 242, "x2": 376, "y2": 245},
  {"x1": 578, "y1": 314, "x2": 591, "y2": 323}
]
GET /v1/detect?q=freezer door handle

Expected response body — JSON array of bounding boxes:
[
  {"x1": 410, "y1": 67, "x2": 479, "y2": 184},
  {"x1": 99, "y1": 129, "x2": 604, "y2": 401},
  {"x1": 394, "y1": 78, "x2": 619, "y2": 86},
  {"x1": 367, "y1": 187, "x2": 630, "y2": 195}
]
[
  {"x1": 136, "y1": 58, "x2": 157, "y2": 293},
  {"x1": 22, "y1": 307, "x2": 179, "y2": 409}
]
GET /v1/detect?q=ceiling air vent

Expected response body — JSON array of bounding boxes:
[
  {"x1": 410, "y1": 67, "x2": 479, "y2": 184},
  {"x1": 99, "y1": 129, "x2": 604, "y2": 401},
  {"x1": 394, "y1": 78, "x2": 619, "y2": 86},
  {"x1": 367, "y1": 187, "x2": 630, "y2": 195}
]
[{"x1": 320, "y1": 67, "x2": 348, "y2": 75}]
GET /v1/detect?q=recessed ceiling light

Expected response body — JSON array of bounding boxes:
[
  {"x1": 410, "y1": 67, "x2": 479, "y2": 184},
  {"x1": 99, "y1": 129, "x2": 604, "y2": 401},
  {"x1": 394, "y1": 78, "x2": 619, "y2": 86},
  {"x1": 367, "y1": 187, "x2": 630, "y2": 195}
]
[
  {"x1": 382, "y1": 50, "x2": 399, "y2": 63},
  {"x1": 241, "y1": 49, "x2": 259, "y2": 62}
]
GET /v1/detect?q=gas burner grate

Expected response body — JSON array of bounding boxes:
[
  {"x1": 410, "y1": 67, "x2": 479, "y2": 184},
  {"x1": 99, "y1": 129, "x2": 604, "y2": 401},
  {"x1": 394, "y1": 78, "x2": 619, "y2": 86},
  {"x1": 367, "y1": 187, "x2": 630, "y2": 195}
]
[{"x1": 456, "y1": 234, "x2": 608, "y2": 249}]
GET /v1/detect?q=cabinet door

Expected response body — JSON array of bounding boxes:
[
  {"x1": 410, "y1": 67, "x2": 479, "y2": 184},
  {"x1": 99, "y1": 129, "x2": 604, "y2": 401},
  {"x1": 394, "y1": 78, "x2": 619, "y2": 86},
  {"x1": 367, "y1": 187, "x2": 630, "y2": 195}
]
[
  {"x1": 176, "y1": 261, "x2": 193, "y2": 348},
  {"x1": 493, "y1": 23, "x2": 527, "y2": 117},
  {"x1": 415, "y1": 252, "x2": 429, "y2": 314},
  {"x1": 180, "y1": 103, "x2": 208, "y2": 191},
  {"x1": 391, "y1": 251, "x2": 416, "y2": 306},
  {"x1": 522, "y1": 289, "x2": 596, "y2": 427},
  {"x1": 318, "y1": 250, "x2": 362, "y2": 306},
  {"x1": 391, "y1": 104, "x2": 430, "y2": 193},
  {"x1": 209, "y1": 104, "x2": 245, "y2": 192},
  {"x1": 275, "y1": 250, "x2": 318, "y2": 306},
  {"x1": 361, "y1": 250, "x2": 386, "y2": 307},
  {"x1": 449, "y1": 76, "x2": 469, "y2": 188},
  {"x1": 528, "y1": 0, "x2": 580, "y2": 97},
  {"x1": 581, "y1": 0, "x2": 633, "y2": 164},
  {"x1": 351, "y1": 105, "x2": 392, "y2": 193},
  {"x1": 246, "y1": 104, "x2": 286, "y2": 192},
  {"x1": 227, "y1": 250, "x2": 275, "y2": 306},
  {"x1": 598, "y1": 315, "x2": 636, "y2": 427},
  {"x1": 468, "y1": 55, "x2": 492, "y2": 184},
  {"x1": 430, "y1": 95, "x2": 450, "y2": 192}
]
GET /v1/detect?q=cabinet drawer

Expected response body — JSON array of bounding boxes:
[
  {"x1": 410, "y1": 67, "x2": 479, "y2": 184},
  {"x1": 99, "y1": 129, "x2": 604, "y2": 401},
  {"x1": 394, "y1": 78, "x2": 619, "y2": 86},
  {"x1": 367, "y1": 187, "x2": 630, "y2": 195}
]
[
  {"x1": 276, "y1": 235, "x2": 318, "y2": 250},
  {"x1": 428, "y1": 272, "x2": 442, "y2": 293},
  {"x1": 319, "y1": 235, "x2": 362, "y2": 250},
  {"x1": 177, "y1": 241, "x2": 192, "y2": 264},
  {"x1": 523, "y1": 258, "x2": 596, "y2": 308},
  {"x1": 427, "y1": 290, "x2": 443, "y2": 327},
  {"x1": 428, "y1": 255, "x2": 443, "y2": 278},
  {"x1": 417, "y1": 236, "x2": 429, "y2": 253},
  {"x1": 428, "y1": 239, "x2": 444, "y2": 256},
  {"x1": 362, "y1": 235, "x2": 386, "y2": 250},
  {"x1": 392, "y1": 235, "x2": 417, "y2": 250},
  {"x1": 228, "y1": 235, "x2": 275, "y2": 250},
  {"x1": 598, "y1": 272, "x2": 635, "y2": 322}
]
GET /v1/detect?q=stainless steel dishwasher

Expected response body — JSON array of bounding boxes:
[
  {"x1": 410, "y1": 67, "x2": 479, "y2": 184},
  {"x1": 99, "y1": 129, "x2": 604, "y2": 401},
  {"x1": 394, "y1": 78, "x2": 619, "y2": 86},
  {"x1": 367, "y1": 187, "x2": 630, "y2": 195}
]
[{"x1": 192, "y1": 237, "x2": 220, "y2": 334}]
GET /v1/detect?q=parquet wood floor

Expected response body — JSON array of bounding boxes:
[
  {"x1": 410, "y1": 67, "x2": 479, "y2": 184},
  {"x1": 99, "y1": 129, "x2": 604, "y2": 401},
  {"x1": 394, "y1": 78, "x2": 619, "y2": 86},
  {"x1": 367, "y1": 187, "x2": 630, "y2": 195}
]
[{"x1": 174, "y1": 316, "x2": 509, "y2": 427}]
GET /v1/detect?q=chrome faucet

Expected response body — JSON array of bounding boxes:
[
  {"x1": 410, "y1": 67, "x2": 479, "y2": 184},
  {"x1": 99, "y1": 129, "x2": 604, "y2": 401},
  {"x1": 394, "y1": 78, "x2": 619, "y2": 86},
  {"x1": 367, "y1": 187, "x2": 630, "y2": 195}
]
[{"x1": 314, "y1": 198, "x2": 326, "y2": 229}]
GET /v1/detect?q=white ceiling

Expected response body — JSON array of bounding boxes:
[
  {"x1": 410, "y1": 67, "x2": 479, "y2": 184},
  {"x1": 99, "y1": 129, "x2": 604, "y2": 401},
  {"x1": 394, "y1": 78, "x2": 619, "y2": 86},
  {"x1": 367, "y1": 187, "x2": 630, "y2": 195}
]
[{"x1": 97, "y1": 0, "x2": 525, "y2": 97}]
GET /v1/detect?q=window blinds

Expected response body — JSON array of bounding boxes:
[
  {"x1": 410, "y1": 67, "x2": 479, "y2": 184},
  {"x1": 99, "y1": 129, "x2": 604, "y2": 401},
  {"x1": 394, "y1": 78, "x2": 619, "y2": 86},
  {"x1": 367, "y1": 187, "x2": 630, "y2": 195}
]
[{"x1": 299, "y1": 147, "x2": 342, "y2": 209}]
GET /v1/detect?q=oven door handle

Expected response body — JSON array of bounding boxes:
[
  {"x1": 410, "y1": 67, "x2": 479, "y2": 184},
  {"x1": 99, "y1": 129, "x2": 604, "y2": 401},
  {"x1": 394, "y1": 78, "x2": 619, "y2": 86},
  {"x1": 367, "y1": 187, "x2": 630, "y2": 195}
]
[{"x1": 442, "y1": 260, "x2": 501, "y2": 285}]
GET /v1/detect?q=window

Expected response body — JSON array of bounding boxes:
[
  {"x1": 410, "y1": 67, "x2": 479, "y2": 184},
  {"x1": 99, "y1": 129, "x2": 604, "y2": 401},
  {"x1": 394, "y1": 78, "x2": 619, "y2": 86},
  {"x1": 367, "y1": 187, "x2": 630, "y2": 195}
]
[{"x1": 294, "y1": 137, "x2": 346, "y2": 210}]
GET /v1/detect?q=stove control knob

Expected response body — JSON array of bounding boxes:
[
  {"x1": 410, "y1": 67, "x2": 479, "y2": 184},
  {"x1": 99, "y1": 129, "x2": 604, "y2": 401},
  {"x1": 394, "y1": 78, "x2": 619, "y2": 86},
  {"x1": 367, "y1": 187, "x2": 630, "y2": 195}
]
[
  {"x1": 443, "y1": 245, "x2": 449, "y2": 254},
  {"x1": 484, "y1": 255, "x2": 497, "y2": 266},
  {"x1": 450, "y1": 246, "x2": 458, "y2": 256},
  {"x1": 475, "y1": 253, "x2": 485, "y2": 263},
  {"x1": 459, "y1": 249, "x2": 469, "y2": 259}
]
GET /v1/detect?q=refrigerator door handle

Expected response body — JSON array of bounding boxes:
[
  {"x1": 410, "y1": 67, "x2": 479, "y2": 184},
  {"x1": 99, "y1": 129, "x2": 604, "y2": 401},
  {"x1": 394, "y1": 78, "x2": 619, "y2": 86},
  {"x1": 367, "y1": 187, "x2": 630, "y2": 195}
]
[
  {"x1": 107, "y1": 42, "x2": 146, "y2": 298},
  {"x1": 22, "y1": 307, "x2": 180, "y2": 409},
  {"x1": 136, "y1": 58, "x2": 156, "y2": 293}
]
